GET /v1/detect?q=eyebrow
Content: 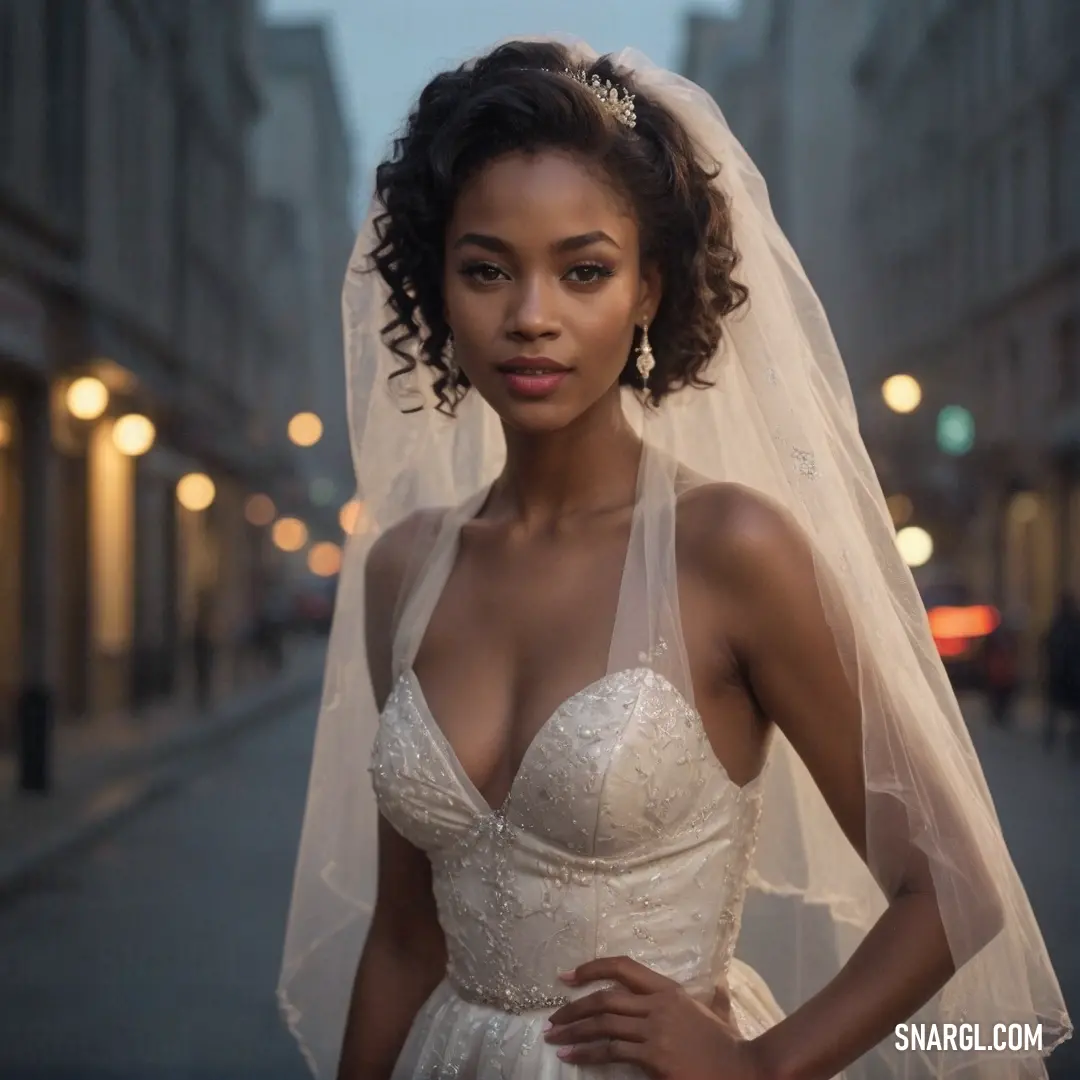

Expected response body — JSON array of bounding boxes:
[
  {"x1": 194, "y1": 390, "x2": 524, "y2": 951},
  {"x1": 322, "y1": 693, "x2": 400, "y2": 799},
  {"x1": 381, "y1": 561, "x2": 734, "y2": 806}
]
[{"x1": 451, "y1": 230, "x2": 621, "y2": 253}]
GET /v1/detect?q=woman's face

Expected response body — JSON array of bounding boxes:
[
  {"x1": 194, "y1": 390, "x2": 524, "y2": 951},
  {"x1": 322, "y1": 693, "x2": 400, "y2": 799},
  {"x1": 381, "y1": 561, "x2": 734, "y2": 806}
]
[{"x1": 443, "y1": 150, "x2": 660, "y2": 433}]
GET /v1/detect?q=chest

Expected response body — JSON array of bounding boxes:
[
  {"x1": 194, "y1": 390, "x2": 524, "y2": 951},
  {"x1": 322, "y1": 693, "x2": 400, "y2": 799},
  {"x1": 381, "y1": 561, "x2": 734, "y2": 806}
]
[{"x1": 408, "y1": 515, "x2": 761, "y2": 812}]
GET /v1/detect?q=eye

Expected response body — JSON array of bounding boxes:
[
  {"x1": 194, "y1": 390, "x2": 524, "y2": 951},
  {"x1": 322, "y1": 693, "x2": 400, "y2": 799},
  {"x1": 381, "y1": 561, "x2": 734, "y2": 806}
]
[
  {"x1": 459, "y1": 261, "x2": 507, "y2": 284},
  {"x1": 564, "y1": 263, "x2": 616, "y2": 284}
]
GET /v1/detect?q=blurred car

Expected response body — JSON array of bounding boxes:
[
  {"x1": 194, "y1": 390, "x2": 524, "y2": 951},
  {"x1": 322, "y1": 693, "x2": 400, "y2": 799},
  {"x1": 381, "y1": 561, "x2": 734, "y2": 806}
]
[{"x1": 919, "y1": 581, "x2": 1000, "y2": 692}]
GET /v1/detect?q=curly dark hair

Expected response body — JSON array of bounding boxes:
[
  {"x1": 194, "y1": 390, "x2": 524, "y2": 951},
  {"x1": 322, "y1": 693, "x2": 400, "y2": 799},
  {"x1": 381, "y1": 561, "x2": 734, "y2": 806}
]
[{"x1": 368, "y1": 40, "x2": 749, "y2": 413}]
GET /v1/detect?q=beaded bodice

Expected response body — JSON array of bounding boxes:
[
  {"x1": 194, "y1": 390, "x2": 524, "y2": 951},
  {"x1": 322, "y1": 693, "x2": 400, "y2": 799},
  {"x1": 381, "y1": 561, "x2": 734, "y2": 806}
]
[{"x1": 370, "y1": 664, "x2": 764, "y2": 1014}]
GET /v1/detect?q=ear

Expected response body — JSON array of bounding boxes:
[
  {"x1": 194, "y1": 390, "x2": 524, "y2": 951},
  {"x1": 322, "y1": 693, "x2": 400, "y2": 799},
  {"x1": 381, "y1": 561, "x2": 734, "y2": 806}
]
[{"x1": 637, "y1": 260, "x2": 662, "y2": 325}]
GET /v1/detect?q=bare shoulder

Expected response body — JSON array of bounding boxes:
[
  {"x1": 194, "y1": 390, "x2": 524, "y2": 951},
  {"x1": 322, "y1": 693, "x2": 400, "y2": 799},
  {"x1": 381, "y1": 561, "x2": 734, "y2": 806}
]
[
  {"x1": 676, "y1": 480, "x2": 814, "y2": 590},
  {"x1": 365, "y1": 506, "x2": 447, "y2": 593},
  {"x1": 364, "y1": 506, "x2": 449, "y2": 707}
]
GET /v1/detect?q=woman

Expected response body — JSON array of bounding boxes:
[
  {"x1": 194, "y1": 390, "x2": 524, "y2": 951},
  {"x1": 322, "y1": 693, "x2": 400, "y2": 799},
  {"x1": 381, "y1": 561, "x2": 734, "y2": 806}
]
[{"x1": 278, "y1": 38, "x2": 1070, "y2": 1080}]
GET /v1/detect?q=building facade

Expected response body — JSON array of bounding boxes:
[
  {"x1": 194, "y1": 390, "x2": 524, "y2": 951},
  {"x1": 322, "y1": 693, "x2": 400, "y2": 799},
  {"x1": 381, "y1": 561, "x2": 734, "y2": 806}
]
[
  {"x1": 851, "y1": 0, "x2": 1080, "y2": 664},
  {"x1": 685, "y1": 0, "x2": 1080, "y2": 669},
  {"x1": 251, "y1": 23, "x2": 355, "y2": 530},
  {"x1": 0, "y1": 0, "x2": 90, "y2": 752},
  {"x1": 0, "y1": 0, "x2": 333, "y2": 775},
  {"x1": 681, "y1": 0, "x2": 880, "y2": 406}
]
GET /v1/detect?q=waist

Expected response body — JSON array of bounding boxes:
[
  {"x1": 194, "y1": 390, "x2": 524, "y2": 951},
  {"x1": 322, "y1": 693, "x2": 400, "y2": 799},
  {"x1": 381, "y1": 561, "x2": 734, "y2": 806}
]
[
  {"x1": 444, "y1": 960, "x2": 785, "y2": 1040},
  {"x1": 447, "y1": 969, "x2": 573, "y2": 1015},
  {"x1": 445, "y1": 963, "x2": 719, "y2": 1016}
]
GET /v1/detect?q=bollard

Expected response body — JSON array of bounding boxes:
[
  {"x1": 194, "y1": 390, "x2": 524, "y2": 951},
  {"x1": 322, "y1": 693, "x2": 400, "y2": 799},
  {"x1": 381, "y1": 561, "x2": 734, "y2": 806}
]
[{"x1": 16, "y1": 685, "x2": 53, "y2": 794}]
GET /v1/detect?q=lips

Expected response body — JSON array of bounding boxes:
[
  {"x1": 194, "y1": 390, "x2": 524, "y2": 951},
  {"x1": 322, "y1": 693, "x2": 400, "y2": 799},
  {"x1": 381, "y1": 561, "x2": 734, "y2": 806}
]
[
  {"x1": 495, "y1": 357, "x2": 570, "y2": 374},
  {"x1": 495, "y1": 357, "x2": 571, "y2": 399}
]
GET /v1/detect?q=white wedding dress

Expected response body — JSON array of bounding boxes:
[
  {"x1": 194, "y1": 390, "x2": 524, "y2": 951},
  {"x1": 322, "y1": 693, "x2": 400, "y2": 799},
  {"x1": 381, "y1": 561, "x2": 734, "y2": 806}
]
[{"x1": 368, "y1": 470, "x2": 786, "y2": 1079}]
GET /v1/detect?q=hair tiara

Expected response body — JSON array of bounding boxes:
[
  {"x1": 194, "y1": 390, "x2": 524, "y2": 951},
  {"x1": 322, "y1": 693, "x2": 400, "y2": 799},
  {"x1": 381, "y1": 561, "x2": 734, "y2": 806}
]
[{"x1": 560, "y1": 68, "x2": 637, "y2": 129}]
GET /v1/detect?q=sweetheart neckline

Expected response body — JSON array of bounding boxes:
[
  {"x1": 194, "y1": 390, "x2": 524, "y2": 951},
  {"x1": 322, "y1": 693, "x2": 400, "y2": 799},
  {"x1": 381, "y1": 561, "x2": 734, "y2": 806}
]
[{"x1": 390, "y1": 666, "x2": 761, "y2": 818}]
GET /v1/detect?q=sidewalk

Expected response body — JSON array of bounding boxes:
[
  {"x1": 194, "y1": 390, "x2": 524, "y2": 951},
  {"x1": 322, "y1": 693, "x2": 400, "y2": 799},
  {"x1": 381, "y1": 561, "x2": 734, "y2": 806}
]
[
  {"x1": 0, "y1": 637, "x2": 327, "y2": 901},
  {"x1": 958, "y1": 687, "x2": 1066, "y2": 740}
]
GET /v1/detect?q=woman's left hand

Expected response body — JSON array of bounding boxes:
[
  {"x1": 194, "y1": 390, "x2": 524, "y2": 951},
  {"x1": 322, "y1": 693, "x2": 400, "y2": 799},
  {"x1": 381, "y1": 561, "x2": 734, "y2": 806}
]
[{"x1": 542, "y1": 956, "x2": 764, "y2": 1079}]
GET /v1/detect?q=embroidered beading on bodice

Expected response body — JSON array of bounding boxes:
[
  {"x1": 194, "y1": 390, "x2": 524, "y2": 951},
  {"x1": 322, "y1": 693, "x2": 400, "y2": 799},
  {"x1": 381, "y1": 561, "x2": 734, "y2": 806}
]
[{"x1": 370, "y1": 664, "x2": 764, "y2": 1015}]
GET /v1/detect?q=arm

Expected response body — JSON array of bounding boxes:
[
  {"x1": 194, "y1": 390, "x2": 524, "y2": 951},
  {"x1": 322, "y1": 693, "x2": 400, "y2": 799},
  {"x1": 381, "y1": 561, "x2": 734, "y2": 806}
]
[
  {"x1": 336, "y1": 514, "x2": 449, "y2": 1080},
  {"x1": 701, "y1": 486, "x2": 1000, "y2": 1080}
]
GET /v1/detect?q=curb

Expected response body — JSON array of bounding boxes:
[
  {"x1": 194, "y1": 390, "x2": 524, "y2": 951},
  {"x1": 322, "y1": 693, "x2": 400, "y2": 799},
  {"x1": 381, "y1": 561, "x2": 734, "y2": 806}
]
[{"x1": 0, "y1": 660, "x2": 325, "y2": 903}]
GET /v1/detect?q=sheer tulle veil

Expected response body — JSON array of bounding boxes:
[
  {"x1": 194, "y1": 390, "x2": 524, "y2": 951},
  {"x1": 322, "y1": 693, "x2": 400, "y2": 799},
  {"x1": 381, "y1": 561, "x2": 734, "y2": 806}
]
[{"x1": 277, "y1": 34, "x2": 1071, "y2": 1079}]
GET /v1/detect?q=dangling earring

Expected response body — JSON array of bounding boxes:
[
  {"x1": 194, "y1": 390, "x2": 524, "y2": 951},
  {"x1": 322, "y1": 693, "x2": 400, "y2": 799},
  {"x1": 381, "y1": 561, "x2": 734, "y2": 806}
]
[{"x1": 635, "y1": 320, "x2": 655, "y2": 386}]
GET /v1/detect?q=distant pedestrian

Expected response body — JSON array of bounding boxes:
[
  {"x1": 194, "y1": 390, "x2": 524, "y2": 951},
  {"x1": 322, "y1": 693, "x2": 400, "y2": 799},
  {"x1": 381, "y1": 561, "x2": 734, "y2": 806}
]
[
  {"x1": 193, "y1": 588, "x2": 216, "y2": 710},
  {"x1": 1041, "y1": 591, "x2": 1080, "y2": 757},
  {"x1": 983, "y1": 612, "x2": 1021, "y2": 727}
]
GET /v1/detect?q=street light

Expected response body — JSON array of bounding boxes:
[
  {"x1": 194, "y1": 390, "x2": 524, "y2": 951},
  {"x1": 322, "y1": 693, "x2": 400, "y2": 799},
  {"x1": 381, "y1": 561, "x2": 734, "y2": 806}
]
[
  {"x1": 245, "y1": 493, "x2": 276, "y2": 526},
  {"x1": 310, "y1": 477, "x2": 335, "y2": 506},
  {"x1": 882, "y1": 374, "x2": 922, "y2": 414},
  {"x1": 111, "y1": 413, "x2": 156, "y2": 456},
  {"x1": 288, "y1": 412, "x2": 323, "y2": 447},
  {"x1": 339, "y1": 498, "x2": 364, "y2": 534},
  {"x1": 896, "y1": 525, "x2": 933, "y2": 567},
  {"x1": 308, "y1": 541, "x2": 343, "y2": 577},
  {"x1": 177, "y1": 472, "x2": 216, "y2": 511},
  {"x1": 936, "y1": 405, "x2": 975, "y2": 456},
  {"x1": 65, "y1": 376, "x2": 109, "y2": 420},
  {"x1": 272, "y1": 517, "x2": 308, "y2": 552}
]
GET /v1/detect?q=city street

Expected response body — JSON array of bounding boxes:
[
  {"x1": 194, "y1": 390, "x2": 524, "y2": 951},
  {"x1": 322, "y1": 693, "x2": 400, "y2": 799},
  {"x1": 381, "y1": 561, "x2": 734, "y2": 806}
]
[
  {"x1": 0, "y1": 696, "x2": 319, "y2": 1080},
  {"x1": 0, "y1": 694, "x2": 1075, "y2": 1079}
]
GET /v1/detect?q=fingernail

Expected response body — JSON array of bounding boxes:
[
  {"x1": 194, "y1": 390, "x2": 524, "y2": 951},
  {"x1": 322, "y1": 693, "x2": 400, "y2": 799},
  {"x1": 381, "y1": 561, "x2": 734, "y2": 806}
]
[
  {"x1": 557, "y1": 1047, "x2": 572, "y2": 1059},
  {"x1": 557, "y1": 969, "x2": 576, "y2": 983},
  {"x1": 542, "y1": 1021, "x2": 553, "y2": 1032}
]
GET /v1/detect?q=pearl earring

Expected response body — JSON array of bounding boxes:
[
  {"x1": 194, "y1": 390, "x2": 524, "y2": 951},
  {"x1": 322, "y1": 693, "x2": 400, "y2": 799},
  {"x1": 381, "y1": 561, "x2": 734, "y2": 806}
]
[{"x1": 635, "y1": 320, "x2": 655, "y2": 386}]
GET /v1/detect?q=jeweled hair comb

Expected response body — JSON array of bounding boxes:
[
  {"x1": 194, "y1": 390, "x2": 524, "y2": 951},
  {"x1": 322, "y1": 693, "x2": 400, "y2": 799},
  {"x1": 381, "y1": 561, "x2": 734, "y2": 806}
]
[{"x1": 561, "y1": 68, "x2": 637, "y2": 129}]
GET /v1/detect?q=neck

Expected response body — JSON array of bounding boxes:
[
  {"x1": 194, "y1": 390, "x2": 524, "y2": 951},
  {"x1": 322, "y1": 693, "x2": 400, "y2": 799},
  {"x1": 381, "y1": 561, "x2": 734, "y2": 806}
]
[{"x1": 492, "y1": 390, "x2": 643, "y2": 529}]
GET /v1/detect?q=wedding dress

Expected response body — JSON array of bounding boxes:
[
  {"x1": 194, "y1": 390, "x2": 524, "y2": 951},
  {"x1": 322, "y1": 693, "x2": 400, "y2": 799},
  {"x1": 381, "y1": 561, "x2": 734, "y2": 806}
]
[
  {"x1": 278, "y1": 37, "x2": 1070, "y2": 1080},
  {"x1": 370, "y1": 455, "x2": 784, "y2": 1078}
]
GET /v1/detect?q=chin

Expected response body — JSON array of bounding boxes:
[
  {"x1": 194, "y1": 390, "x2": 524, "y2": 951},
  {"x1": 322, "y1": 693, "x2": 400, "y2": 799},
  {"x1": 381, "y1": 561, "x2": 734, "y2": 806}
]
[
  {"x1": 471, "y1": 379, "x2": 592, "y2": 434},
  {"x1": 495, "y1": 399, "x2": 584, "y2": 435}
]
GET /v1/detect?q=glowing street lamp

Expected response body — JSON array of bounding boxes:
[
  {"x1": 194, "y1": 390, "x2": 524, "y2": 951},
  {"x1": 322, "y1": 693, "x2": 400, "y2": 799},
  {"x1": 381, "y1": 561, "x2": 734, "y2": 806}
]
[
  {"x1": 177, "y1": 472, "x2": 216, "y2": 511},
  {"x1": 896, "y1": 525, "x2": 933, "y2": 568},
  {"x1": 272, "y1": 517, "x2": 308, "y2": 552},
  {"x1": 288, "y1": 412, "x2": 323, "y2": 447},
  {"x1": 339, "y1": 498, "x2": 365, "y2": 535},
  {"x1": 936, "y1": 405, "x2": 975, "y2": 456},
  {"x1": 65, "y1": 376, "x2": 109, "y2": 420},
  {"x1": 111, "y1": 413, "x2": 156, "y2": 456},
  {"x1": 245, "y1": 493, "x2": 276, "y2": 526},
  {"x1": 882, "y1": 374, "x2": 922, "y2": 414},
  {"x1": 308, "y1": 541, "x2": 343, "y2": 577}
]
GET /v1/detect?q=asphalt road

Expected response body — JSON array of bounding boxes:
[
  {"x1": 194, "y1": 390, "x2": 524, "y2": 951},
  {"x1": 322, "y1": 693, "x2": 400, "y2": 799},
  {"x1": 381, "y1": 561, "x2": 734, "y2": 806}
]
[
  {"x1": 0, "y1": 693, "x2": 1074, "y2": 1079},
  {"x1": 0, "y1": 696, "x2": 318, "y2": 1080}
]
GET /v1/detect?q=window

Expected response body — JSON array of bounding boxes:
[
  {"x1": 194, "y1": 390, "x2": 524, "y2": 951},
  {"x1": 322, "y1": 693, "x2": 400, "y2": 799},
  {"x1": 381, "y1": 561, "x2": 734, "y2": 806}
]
[
  {"x1": 110, "y1": 71, "x2": 129, "y2": 274},
  {"x1": 1058, "y1": 316, "x2": 1079, "y2": 405},
  {"x1": 1003, "y1": 337, "x2": 1023, "y2": 438},
  {"x1": 986, "y1": 157, "x2": 1000, "y2": 283},
  {"x1": 1009, "y1": 145, "x2": 1026, "y2": 270},
  {"x1": 0, "y1": 0, "x2": 13, "y2": 172},
  {"x1": 44, "y1": 0, "x2": 85, "y2": 223},
  {"x1": 1047, "y1": 98, "x2": 1064, "y2": 244},
  {"x1": 1008, "y1": 0, "x2": 1026, "y2": 77}
]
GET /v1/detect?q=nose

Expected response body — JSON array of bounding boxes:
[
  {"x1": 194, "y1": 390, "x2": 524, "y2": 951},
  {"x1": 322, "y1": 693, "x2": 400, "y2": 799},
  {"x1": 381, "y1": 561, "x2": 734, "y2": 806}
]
[{"x1": 506, "y1": 274, "x2": 560, "y2": 341}]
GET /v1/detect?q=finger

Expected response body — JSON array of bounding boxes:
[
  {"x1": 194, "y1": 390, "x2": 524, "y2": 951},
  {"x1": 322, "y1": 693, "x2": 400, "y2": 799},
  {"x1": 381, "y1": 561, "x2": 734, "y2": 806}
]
[
  {"x1": 544, "y1": 1013, "x2": 647, "y2": 1046},
  {"x1": 556, "y1": 1038, "x2": 651, "y2": 1069},
  {"x1": 561, "y1": 955, "x2": 677, "y2": 995},
  {"x1": 547, "y1": 989, "x2": 650, "y2": 1028}
]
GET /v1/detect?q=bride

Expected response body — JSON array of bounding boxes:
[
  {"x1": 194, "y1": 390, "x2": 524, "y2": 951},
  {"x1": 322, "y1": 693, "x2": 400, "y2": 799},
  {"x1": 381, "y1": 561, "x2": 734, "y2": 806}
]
[{"x1": 277, "y1": 37, "x2": 1070, "y2": 1080}]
